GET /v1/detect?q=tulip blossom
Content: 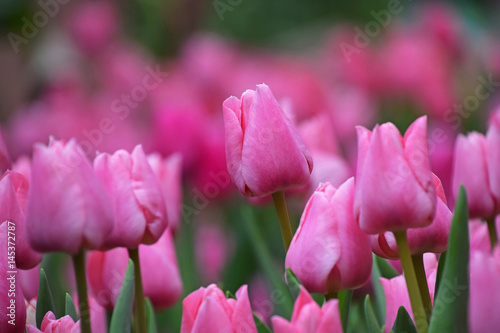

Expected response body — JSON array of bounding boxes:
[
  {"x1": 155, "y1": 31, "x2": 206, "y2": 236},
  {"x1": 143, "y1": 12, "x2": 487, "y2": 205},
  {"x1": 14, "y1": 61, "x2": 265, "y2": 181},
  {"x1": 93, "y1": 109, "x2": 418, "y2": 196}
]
[
  {"x1": 222, "y1": 83, "x2": 313, "y2": 197},
  {"x1": 0, "y1": 129, "x2": 11, "y2": 174},
  {"x1": 0, "y1": 171, "x2": 41, "y2": 269},
  {"x1": 286, "y1": 178, "x2": 372, "y2": 294},
  {"x1": 147, "y1": 153, "x2": 183, "y2": 233},
  {"x1": 25, "y1": 138, "x2": 114, "y2": 254},
  {"x1": 486, "y1": 118, "x2": 500, "y2": 214},
  {"x1": 26, "y1": 312, "x2": 79, "y2": 333},
  {"x1": 452, "y1": 132, "x2": 496, "y2": 218},
  {"x1": 355, "y1": 116, "x2": 436, "y2": 234},
  {"x1": 87, "y1": 228, "x2": 182, "y2": 311},
  {"x1": 181, "y1": 284, "x2": 257, "y2": 333},
  {"x1": 94, "y1": 144, "x2": 167, "y2": 248},
  {"x1": 371, "y1": 174, "x2": 452, "y2": 258},
  {"x1": 272, "y1": 286, "x2": 342, "y2": 333},
  {"x1": 19, "y1": 265, "x2": 40, "y2": 301}
]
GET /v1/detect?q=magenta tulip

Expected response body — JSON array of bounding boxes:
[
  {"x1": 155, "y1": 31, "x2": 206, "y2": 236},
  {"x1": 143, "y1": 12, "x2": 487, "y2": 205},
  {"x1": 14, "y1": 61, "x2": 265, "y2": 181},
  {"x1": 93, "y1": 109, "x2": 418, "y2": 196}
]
[
  {"x1": 87, "y1": 228, "x2": 182, "y2": 311},
  {"x1": 94, "y1": 144, "x2": 167, "y2": 248},
  {"x1": 25, "y1": 138, "x2": 114, "y2": 254},
  {"x1": 371, "y1": 174, "x2": 452, "y2": 258},
  {"x1": 26, "y1": 312, "x2": 79, "y2": 333},
  {"x1": 355, "y1": 116, "x2": 436, "y2": 234},
  {"x1": 452, "y1": 132, "x2": 495, "y2": 218},
  {"x1": 181, "y1": 284, "x2": 257, "y2": 333},
  {"x1": 147, "y1": 153, "x2": 183, "y2": 233},
  {"x1": 286, "y1": 178, "x2": 372, "y2": 294},
  {"x1": 486, "y1": 119, "x2": 500, "y2": 214},
  {"x1": 19, "y1": 265, "x2": 40, "y2": 301},
  {"x1": 222, "y1": 83, "x2": 313, "y2": 197},
  {"x1": 0, "y1": 129, "x2": 11, "y2": 174},
  {"x1": 272, "y1": 286, "x2": 342, "y2": 333}
]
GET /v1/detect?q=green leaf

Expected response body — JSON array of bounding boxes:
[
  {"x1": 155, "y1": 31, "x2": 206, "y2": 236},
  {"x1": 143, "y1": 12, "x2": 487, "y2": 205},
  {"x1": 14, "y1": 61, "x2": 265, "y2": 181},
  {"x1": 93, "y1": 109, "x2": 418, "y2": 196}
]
[
  {"x1": 433, "y1": 251, "x2": 447, "y2": 299},
  {"x1": 375, "y1": 255, "x2": 399, "y2": 279},
  {"x1": 145, "y1": 298, "x2": 157, "y2": 333},
  {"x1": 109, "y1": 259, "x2": 135, "y2": 333},
  {"x1": 429, "y1": 186, "x2": 469, "y2": 333},
  {"x1": 64, "y1": 293, "x2": 78, "y2": 323},
  {"x1": 364, "y1": 295, "x2": 382, "y2": 333},
  {"x1": 370, "y1": 253, "x2": 386, "y2": 323},
  {"x1": 338, "y1": 289, "x2": 353, "y2": 333},
  {"x1": 36, "y1": 268, "x2": 56, "y2": 329},
  {"x1": 391, "y1": 306, "x2": 417, "y2": 333},
  {"x1": 285, "y1": 267, "x2": 302, "y2": 300},
  {"x1": 254, "y1": 313, "x2": 272, "y2": 333},
  {"x1": 225, "y1": 290, "x2": 236, "y2": 299}
]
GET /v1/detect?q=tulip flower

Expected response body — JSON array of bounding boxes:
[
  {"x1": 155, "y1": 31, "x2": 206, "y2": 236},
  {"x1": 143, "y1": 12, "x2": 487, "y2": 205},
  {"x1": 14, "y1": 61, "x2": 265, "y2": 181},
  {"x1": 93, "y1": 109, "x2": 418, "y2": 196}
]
[
  {"x1": 94, "y1": 144, "x2": 167, "y2": 249},
  {"x1": 222, "y1": 83, "x2": 313, "y2": 197},
  {"x1": 87, "y1": 228, "x2": 182, "y2": 311},
  {"x1": 25, "y1": 138, "x2": 114, "y2": 254},
  {"x1": 486, "y1": 119, "x2": 500, "y2": 244},
  {"x1": 371, "y1": 174, "x2": 452, "y2": 258},
  {"x1": 181, "y1": 284, "x2": 257, "y2": 333},
  {"x1": 355, "y1": 116, "x2": 436, "y2": 234},
  {"x1": 469, "y1": 246, "x2": 500, "y2": 333},
  {"x1": 452, "y1": 132, "x2": 495, "y2": 219},
  {"x1": 0, "y1": 171, "x2": 41, "y2": 269},
  {"x1": 26, "y1": 312, "x2": 79, "y2": 333},
  {"x1": 147, "y1": 153, "x2": 182, "y2": 233},
  {"x1": 19, "y1": 265, "x2": 40, "y2": 301},
  {"x1": 286, "y1": 178, "x2": 372, "y2": 294},
  {"x1": 272, "y1": 286, "x2": 343, "y2": 333}
]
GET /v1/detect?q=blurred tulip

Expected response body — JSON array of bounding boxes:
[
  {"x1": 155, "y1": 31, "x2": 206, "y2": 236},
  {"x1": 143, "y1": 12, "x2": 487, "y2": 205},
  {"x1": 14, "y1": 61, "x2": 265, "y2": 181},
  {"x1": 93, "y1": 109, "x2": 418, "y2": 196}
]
[
  {"x1": 26, "y1": 312, "x2": 79, "y2": 333},
  {"x1": 272, "y1": 286, "x2": 342, "y2": 333},
  {"x1": 25, "y1": 138, "x2": 114, "y2": 254},
  {"x1": 94, "y1": 144, "x2": 167, "y2": 248},
  {"x1": 452, "y1": 132, "x2": 495, "y2": 218},
  {"x1": 19, "y1": 265, "x2": 40, "y2": 301},
  {"x1": 286, "y1": 178, "x2": 372, "y2": 294},
  {"x1": 0, "y1": 171, "x2": 41, "y2": 269},
  {"x1": 147, "y1": 153, "x2": 183, "y2": 233},
  {"x1": 0, "y1": 128, "x2": 11, "y2": 173},
  {"x1": 371, "y1": 174, "x2": 452, "y2": 258},
  {"x1": 223, "y1": 84, "x2": 313, "y2": 197},
  {"x1": 181, "y1": 284, "x2": 257, "y2": 333},
  {"x1": 87, "y1": 228, "x2": 182, "y2": 311},
  {"x1": 355, "y1": 116, "x2": 436, "y2": 234},
  {"x1": 486, "y1": 118, "x2": 500, "y2": 213},
  {"x1": 195, "y1": 223, "x2": 229, "y2": 283}
]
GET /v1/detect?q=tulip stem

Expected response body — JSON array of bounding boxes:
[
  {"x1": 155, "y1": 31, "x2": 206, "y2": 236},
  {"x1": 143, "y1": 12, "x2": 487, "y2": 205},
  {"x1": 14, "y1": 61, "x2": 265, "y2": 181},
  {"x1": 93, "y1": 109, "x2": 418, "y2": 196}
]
[
  {"x1": 486, "y1": 216, "x2": 498, "y2": 250},
  {"x1": 128, "y1": 248, "x2": 147, "y2": 333},
  {"x1": 272, "y1": 191, "x2": 293, "y2": 252},
  {"x1": 394, "y1": 231, "x2": 428, "y2": 333},
  {"x1": 72, "y1": 249, "x2": 92, "y2": 333},
  {"x1": 411, "y1": 254, "x2": 432, "y2": 322}
]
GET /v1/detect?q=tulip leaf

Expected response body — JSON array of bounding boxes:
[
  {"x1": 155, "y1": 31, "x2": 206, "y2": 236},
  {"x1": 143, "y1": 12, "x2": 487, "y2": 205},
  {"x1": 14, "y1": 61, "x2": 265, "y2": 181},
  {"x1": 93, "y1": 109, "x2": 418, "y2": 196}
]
[
  {"x1": 36, "y1": 268, "x2": 57, "y2": 329},
  {"x1": 338, "y1": 289, "x2": 353, "y2": 333},
  {"x1": 109, "y1": 259, "x2": 135, "y2": 333},
  {"x1": 364, "y1": 294, "x2": 382, "y2": 333},
  {"x1": 285, "y1": 267, "x2": 301, "y2": 300},
  {"x1": 64, "y1": 293, "x2": 78, "y2": 323},
  {"x1": 391, "y1": 306, "x2": 417, "y2": 333},
  {"x1": 433, "y1": 251, "x2": 447, "y2": 299},
  {"x1": 145, "y1": 298, "x2": 157, "y2": 333},
  {"x1": 254, "y1": 313, "x2": 272, "y2": 333},
  {"x1": 370, "y1": 254, "x2": 386, "y2": 323},
  {"x1": 374, "y1": 255, "x2": 399, "y2": 279},
  {"x1": 429, "y1": 186, "x2": 469, "y2": 333},
  {"x1": 225, "y1": 290, "x2": 236, "y2": 299}
]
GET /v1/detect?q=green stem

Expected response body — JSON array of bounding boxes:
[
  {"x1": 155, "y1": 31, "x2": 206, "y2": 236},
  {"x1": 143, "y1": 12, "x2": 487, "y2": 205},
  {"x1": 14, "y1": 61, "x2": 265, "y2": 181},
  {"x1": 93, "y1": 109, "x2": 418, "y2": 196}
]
[
  {"x1": 72, "y1": 250, "x2": 91, "y2": 333},
  {"x1": 394, "y1": 231, "x2": 428, "y2": 333},
  {"x1": 412, "y1": 254, "x2": 432, "y2": 322},
  {"x1": 128, "y1": 248, "x2": 147, "y2": 333},
  {"x1": 272, "y1": 191, "x2": 293, "y2": 251},
  {"x1": 486, "y1": 216, "x2": 498, "y2": 250}
]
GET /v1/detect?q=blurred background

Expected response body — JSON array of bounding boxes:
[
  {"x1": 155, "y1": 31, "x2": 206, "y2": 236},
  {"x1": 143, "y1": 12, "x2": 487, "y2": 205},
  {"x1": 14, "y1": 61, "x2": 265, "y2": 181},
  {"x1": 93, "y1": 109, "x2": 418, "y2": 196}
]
[{"x1": 2, "y1": 0, "x2": 500, "y2": 331}]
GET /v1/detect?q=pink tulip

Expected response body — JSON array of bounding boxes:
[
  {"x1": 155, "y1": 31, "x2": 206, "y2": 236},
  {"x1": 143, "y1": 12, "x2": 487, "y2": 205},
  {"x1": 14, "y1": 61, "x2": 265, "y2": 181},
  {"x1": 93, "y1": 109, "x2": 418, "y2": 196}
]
[
  {"x1": 355, "y1": 116, "x2": 436, "y2": 234},
  {"x1": 26, "y1": 312, "x2": 79, "y2": 333},
  {"x1": 1, "y1": 171, "x2": 42, "y2": 269},
  {"x1": 72, "y1": 294, "x2": 107, "y2": 333},
  {"x1": 181, "y1": 284, "x2": 257, "y2": 333},
  {"x1": 223, "y1": 84, "x2": 313, "y2": 197},
  {"x1": 272, "y1": 286, "x2": 342, "y2": 333},
  {"x1": 195, "y1": 223, "x2": 230, "y2": 283},
  {"x1": 25, "y1": 299, "x2": 36, "y2": 327},
  {"x1": 147, "y1": 153, "x2": 183, "y2": 233},
  {"x1": 286, "y1": 178, "x2": 372, "y2": 294},
  {"x1": 94, "y1": 145, "x2": 167, "y2": 248},
  {"x1": 19, "y1": 265, "x2": 40, "y2": 301},
  {"x1": 486, "y1": 119, "x2": 500, "y2": 214},
  {"x1": 1, "y1": 223, "x2": 27, "y2": 333},
  {"x1": 381, "y1": 253, "x2": 438, "y2": 332},
  {"x1": 25, "y1": 138, "x2": 114, "y2": 254},
  {"x1": 469, "y1": 218, "x2": 500, "y2": 253},
  {"x1": 87, "y1": 228, "x2": 182, "y2": 311},
  {"x1": 469, "y1": 246, "x2": 500, "y2": 333},
  {"x1": 371, "y1": 174, "x2": 452, "y2": 258},
  {"x1": 452, "y1": 132, "x2": 495, "y2": 218},
  {"x1": 0, "y1": 128, "x2": 11, "y2": 173}
]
